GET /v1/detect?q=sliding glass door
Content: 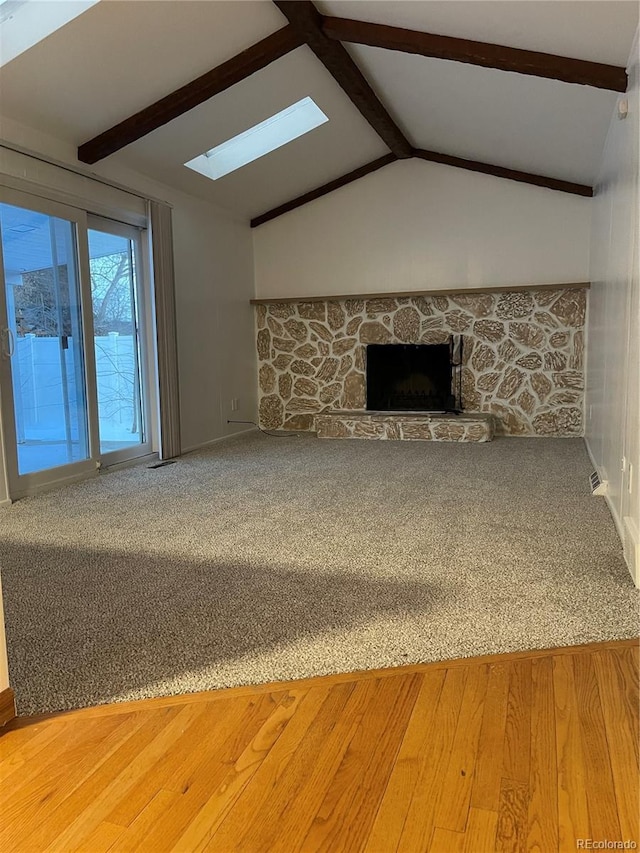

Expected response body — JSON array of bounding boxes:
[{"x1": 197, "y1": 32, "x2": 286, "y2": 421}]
[{"x1": 0, "y1": 191, "x2": 152, "y2": 498}]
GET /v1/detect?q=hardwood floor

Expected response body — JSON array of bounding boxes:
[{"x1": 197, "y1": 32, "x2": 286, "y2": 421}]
[{"x1": 1, "y1": 638, "x2": 637, "y2": 852}]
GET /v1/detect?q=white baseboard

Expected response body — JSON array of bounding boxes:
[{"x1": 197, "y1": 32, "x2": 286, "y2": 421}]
[
  {"x1": 181, "y1": 426, "x2": 257, "y2": 455},
  {"x1": 622, "y1": 516, "x2": 640, "y2": 588},
  {"x1": 604, "y1": 492, "x2": 626, "y2": 546},
  {"x1": 0, "y1": 498, "x2": 12, "y2": 508},
  {"x1": 583, "y1": 439, "x2": 637, "y2": 586},
  {"x1": 584, "y1": 436, "x2": 602, "y2": 478}
]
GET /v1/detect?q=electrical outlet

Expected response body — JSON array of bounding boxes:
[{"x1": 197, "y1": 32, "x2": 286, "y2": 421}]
[{"x1": 231, "y1": 398, "x2": 239, "y2": 412}]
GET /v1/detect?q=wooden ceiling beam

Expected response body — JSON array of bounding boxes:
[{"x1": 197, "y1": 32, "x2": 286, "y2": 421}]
[
  {"x1": 321, "y1": 16, "x2": 627, "y2": 92},
  {"x1": 413, "y1": 148, "x2": 593, "y2": 196},
  {"x1": 77, "y1": 25, "x2": 304, "y2": 164},
  {"x1": 251, "y1": 153, "x2": 397, "y2": 227},
  {"x1": 273, "y1": 1, "x2": 412, "y2": 158}
]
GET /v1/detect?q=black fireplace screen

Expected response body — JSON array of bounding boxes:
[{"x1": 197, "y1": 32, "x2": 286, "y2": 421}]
[{"x1": 366, "y1": 340, "x2": 462, "y2": 412}]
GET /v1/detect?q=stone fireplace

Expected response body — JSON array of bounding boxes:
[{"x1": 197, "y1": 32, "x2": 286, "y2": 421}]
[{"x1": 254, "y1": 286, "x2": 586, "y2": 437}]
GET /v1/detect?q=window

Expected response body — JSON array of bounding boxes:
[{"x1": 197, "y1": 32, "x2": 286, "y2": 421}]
[
  {"x1": 184, "y1": 97, "x2": 329, "y2": 180},
  {"x1": 0, "y1": 0, "x2": 99, "y2": 68}
]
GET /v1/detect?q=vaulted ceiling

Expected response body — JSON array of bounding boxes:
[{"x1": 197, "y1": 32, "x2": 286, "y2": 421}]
[{"x1": 0, "y1": 1, "x2": 637, "y2": 223}]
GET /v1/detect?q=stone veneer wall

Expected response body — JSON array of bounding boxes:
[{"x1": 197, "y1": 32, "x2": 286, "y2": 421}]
[{"x1": 255, "y1": 288, "x2": 587, "y2": 436}]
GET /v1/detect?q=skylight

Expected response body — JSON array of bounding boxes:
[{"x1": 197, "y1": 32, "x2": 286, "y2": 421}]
[
  {"x1": 0, "y1": 0, "x2": 100, "y2": 68},
  {"x1": 184, "y1": 97, "x2": 329, "y2": 181}
]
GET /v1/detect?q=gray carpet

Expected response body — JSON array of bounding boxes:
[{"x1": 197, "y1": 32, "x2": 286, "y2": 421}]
[{"x1": 0, "y1": 431, "x2": 637, "y2": 716}]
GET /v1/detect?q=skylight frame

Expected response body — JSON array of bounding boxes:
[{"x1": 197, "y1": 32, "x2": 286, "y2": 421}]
[
  {"x1": 184, "y1": 97, "x2": 329, "y2": 181},
  {"x1": 0, "y1": 0, "x2": 100, "y2": 67}
]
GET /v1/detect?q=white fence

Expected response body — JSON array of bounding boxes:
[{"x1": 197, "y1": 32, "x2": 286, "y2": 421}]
[{"x1": 13, "y1": 333, "x2": 139, "y2": 443}]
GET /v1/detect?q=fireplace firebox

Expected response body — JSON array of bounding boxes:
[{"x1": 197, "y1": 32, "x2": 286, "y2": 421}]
[{"x1": 366, "y1": 339, "x2": 463, "y2": 412}]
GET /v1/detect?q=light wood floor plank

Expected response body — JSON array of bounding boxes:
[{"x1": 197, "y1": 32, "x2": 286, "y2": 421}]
[
  {"x1": 502, "y1": 659, "x2": 532, "y2": 785},
  {"x1": 526, "y1": 656, "x2": 558, "y2": 853},
  {"x1": 21, "y1": 709, "x2": 181, "y2": 852},
  {"x1": 298, "y1": 673, "x2": 423, "y2": 853},
  {"x1": 104, "y1": 703, "x2": 213, "y2": 827},
  {"x1": 196, "y1": 684, "x2": 342, "y2": 852},
  {"x1": 162, "y1": 691, "x2": 289, "y2": 799},
  {"x1": 429, "y1": 827, "x2": 466, "y2": 853},
  {"x1": 463, "y1": 806, "x2": 499, "y2": 852},
  {"x1": 496, "y1": 778, "x2": 528, "y2": 853},
  {"x1": 0, "y1": 717, "x2": 71, "y2": 768},
  {"x1": 363, "y1": 669, "x2": 447, "y2": 853},
  {"x1": 108, "y1": 790, "x2": 180, "y2": 853},
  {"x1": 119, "y1": 690, "x2": 303, "y2": 853},
  {"x1": 594, "y1": 646, "x2": 639, "y2": 763},
  {"x1": 68, "y1": 820, "x2": 124, "y2": 853},
  {"x1": 171, "y1": 689, "x2": 307, "y2": 852},
  {"x1": 572, "y1": 652, "x2": 623, "y2": 841},
  {"x1": 106, "y1": 691, "x2": 283, "y2": 828},
  {"x1": 1, "y1": 713, "x2": 144, "y2": 852},
  {"x1": 0, "y1": 639, "x2": 636, "y2": 853},
  {"x1": 552, "y1": 652, "x2": 590, "y2": 852},
  {"x1": 205, "y1": 681, "x2": 359, "y2": 852},
  {"x1": 592, "y1": 649, "x2": 640, "y2": 841},
  {"x1": 471, "y1": 663, "x2": 510, "y2": 812},
  {"x1": 238, "y1": 680, "x2": 360, "y2": 850},
  {"x1": 261, "y1": 678, "x2": 383, "y2": 853},
  {"x1": 43, "y1": 704, "x2": 204, "y2": 852},
  {"x1": 396, "y1": 666, "x2": 469, "y2": 851},
  {"x1": 0, "y1": 715, "x2": 126, "y2": 808},
  {"x1": 433, "y1": 663, "x2": 490, "y2": 832}
]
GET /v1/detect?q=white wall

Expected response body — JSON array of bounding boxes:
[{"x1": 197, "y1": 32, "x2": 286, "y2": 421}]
[
  {"x1": 585, "y1": 29, "x2": 640, "y2": 586},
  {"x1": 253, "y1": 158, "x2": 592, "y2": 298},
  {"x1": 169, "y1": 190, "x2": 256, "y2": 451}
]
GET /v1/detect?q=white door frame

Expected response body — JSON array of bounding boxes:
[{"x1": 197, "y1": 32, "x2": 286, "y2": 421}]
[{"x1": 87, "y1": 215, "x2": 154, "y2": 468}]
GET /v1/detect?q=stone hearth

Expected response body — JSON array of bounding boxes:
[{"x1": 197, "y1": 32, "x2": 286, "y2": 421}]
[
  {"x1": 255, "y1": 287, "x2": 587, "y2": 437},
  {"x1": 316, "y1": 411, "x2": 494, "y2": 442}
]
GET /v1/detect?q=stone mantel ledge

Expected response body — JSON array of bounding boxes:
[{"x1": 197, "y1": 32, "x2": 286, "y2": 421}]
[
  {"x1": 316, "y1": 411, "x2": 495, "y2": 442},
  {"x1": 250, "y1": 282, "x2": 590, "y2": 305}
]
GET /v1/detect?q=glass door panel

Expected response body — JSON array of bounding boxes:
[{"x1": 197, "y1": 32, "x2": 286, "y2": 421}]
[
  {"x1": 0, "y1": 202, "x2": 89, "y2": 475},
  {"x1": 87, "y1": 226, "x2": 145, "y2": 455}
]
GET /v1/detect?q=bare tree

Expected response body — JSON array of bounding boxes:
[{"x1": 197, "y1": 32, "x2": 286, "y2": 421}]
[{"x1": 90, "y1": 252, "x2": 132, "y2": 334}]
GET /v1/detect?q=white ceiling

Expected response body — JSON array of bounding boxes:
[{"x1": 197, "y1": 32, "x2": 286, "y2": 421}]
[
  {"x1": 0, "y1": 0, "x2": 637, "y2": 220},
  {"x1": 119, "y1": 45, "x2": 388, "y2": 218},
  {"x1": 0, "y1": 1, "x2": 285, "y2": 142},
  {"x1": 345, "y1": 46, "x2": 617, "y2": 184}
]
